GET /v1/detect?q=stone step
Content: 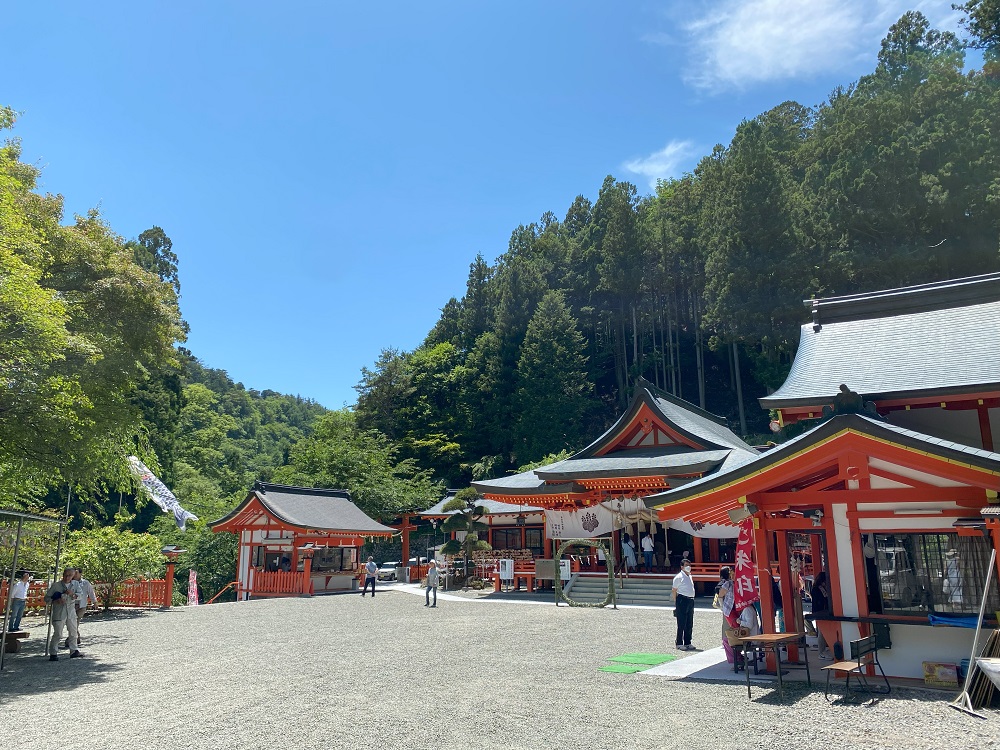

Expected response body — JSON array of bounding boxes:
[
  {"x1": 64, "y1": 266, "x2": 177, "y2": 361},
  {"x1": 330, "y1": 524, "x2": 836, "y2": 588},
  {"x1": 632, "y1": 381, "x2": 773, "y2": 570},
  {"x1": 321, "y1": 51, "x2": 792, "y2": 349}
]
[{"x1": 566, "y1": 577, "x2": 673, "y2": 606}]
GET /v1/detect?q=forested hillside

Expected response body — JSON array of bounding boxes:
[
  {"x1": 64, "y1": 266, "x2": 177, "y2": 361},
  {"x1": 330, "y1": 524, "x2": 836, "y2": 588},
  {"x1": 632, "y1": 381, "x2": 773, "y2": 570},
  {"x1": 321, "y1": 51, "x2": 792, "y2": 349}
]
[{"x1": 355, "y1": 10, "x2": 1000, "y2": 486}]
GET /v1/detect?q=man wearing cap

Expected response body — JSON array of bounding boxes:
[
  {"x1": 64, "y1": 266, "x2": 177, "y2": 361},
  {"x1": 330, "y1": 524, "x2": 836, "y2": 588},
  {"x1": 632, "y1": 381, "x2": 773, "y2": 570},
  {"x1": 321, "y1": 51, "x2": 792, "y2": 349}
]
[{"x1": 44, "y1": 568, "x2": 83, "y2": 661}]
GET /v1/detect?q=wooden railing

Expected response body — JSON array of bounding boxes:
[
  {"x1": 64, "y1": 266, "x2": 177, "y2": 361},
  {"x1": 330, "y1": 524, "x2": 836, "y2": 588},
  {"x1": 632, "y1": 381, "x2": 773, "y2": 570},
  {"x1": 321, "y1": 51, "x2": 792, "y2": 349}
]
[
  {"x1": 104, "y1": 579, "x2": 167, "y2": 608},
  {"x1": 0, "y1": 580, "x2": 48, "y2": 612},
  {"x1": 3, "y1": 579, "x2": 168, "y2": 610},
  {"x1": 249, "y1": 568, "x2": 313, "y2": 597}
]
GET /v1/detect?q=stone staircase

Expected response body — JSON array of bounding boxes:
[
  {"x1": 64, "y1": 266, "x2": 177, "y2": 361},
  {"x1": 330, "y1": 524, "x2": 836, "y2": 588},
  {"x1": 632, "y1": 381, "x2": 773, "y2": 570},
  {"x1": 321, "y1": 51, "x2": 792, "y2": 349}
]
[{"x1": 565, "y1": 574, "x2": 673, "y2": 607}]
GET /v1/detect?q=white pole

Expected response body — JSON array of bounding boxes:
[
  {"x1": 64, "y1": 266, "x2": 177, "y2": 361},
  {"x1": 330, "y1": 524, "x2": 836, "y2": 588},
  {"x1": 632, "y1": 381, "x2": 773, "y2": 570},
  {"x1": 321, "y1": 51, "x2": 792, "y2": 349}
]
[{"x1": 949, "y1": 547, "x2": 996, "y2": 718}]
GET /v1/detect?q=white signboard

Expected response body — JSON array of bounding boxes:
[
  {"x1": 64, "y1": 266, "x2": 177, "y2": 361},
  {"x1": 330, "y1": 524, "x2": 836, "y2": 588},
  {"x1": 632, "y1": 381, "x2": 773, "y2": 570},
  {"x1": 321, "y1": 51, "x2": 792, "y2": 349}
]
[
  {"x1": 499, "y1": 558, "x2": 514, "y2": 581},
  {"x1": 559, "y1": 559, "x2": 571, "y2": 581}
]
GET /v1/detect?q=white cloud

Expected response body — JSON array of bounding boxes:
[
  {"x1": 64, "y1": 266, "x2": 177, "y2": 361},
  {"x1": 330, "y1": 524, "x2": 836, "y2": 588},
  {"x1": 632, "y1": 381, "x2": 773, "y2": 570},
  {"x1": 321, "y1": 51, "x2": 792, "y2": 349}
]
[
  {"x1": 623, "y1": 140, "x2": 698, "y2": 188},
  {"x1": 671, "y1": 0, "x2": 958, "y2": 93}
]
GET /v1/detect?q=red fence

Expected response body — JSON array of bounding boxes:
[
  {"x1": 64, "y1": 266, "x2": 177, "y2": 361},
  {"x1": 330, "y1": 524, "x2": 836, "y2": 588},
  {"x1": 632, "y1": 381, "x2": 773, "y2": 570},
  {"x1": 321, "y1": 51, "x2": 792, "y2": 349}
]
[
  {"x1": 2, "y1": 578, "x2": 168, "y2": 610},
  {"x1": 249, "y1": 569, "x2": 313, "y2": 597},
  {"x1": 0, "y1": 580, "x2": 48, "y2": 612}
]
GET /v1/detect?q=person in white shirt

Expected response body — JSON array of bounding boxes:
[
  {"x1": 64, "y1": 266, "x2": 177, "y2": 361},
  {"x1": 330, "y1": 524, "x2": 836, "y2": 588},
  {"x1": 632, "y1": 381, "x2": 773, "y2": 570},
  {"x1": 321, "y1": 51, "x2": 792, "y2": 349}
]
[
  {"x1": 621, "y1": 533, "x2": 637, "y2": 574},
  {"x1": 641, "y1": 533, "x2": 656, "y2": 572},
  {"x1": 8, "y1": 570, "x2": 30, "y2": 631},
  {"x1": 68, "y1": 569, "x2": 97, "y2": 647},
  {"x1": 672, "y1": 561, "x2": 697, "y2": 650}
]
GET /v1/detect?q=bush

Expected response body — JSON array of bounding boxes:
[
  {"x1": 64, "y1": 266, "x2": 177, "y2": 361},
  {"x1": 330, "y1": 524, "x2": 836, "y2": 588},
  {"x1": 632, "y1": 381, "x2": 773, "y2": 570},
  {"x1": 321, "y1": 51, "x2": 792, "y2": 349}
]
[{"x1": 66, "y1": 525, "x2": 164, "y2": 609}]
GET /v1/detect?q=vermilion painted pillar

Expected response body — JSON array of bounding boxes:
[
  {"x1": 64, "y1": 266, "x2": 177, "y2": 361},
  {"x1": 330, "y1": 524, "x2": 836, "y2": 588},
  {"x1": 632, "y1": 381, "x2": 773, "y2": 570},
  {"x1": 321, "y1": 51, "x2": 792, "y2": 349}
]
[
  {"x1": 401, "y1": 514, "x2": 411, "y2": 565},
  {"x1": 301, "y1": 551, "x2": 314, "y2": 596},
  {"x1": 775, "y1": 530, "x2": 799, "y2": 662},
  {"x1": 164, "y1": 559, "x2": 176, "y2": 608}
]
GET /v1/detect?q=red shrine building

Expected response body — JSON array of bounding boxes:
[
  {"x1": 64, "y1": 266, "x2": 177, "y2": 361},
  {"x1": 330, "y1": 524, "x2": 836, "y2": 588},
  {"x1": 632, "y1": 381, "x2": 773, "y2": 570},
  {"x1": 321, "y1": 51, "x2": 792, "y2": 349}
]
[
  {"x1": 461, "y1": 379, "x2": 759, "y2": 581},
  {"x1": 648, "y1": 273, "x2": 1000, "y2": 679},
  {"x1": 211, "y1": 483, "x2": 396, "y2": 599}
]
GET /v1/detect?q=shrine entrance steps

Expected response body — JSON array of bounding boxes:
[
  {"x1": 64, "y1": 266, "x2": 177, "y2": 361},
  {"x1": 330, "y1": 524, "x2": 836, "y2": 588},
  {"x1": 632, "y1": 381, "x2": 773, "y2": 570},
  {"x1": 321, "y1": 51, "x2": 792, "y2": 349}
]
[{"x1": 566, "y1": 574, "x2": 673, "y2": 607}]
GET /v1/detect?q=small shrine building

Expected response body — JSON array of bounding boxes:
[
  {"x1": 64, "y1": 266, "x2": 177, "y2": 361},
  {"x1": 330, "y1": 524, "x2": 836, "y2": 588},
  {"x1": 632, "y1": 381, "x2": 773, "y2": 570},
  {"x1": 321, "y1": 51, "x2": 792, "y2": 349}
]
[{"x1": 211, "y1": 482, "x2": 396, "y2": 599}]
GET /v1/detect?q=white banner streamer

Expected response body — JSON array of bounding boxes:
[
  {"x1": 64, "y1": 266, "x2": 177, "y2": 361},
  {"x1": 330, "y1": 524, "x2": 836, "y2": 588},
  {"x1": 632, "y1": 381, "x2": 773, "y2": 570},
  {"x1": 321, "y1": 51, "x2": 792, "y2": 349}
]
[{"x1": 127, "y1": 456, "x2": 198, "y2": 531}]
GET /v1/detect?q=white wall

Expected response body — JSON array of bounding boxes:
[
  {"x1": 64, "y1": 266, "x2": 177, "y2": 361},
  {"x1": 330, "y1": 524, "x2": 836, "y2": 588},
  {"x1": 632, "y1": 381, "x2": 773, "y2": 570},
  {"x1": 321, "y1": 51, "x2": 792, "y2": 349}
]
[{"x1": 878, "y1": 624, "x2": 974, "y2": 680}]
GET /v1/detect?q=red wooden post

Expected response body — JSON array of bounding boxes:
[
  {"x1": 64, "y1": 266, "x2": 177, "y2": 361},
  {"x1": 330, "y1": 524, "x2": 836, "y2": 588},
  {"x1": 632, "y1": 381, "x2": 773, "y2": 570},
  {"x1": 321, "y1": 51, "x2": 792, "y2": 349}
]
[
  {"x1": 401, "y1": 513, "x2": 411, "y2": 567},
  {"x1": 161, "y1": 546, "x2": 185, "y2": 608},
  {"x1": 299, "y1": 545, "x2": 315, "y2": 596}
]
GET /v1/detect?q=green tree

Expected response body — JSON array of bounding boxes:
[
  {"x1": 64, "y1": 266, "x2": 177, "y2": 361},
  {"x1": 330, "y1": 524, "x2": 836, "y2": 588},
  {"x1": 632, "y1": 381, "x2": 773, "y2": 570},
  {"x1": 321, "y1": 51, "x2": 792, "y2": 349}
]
[
  {"x1": 65, "y1": 521, "x2": 165, "y2": 609},
  {"x1": 440, "y1": 487, "x2": 491, "y2": 579},
  {"x1": 272, "y1": 410, "x2": 441, "y2": 519},
  {"x1": 513, "y1": 291, "x2": 593, "y2": 463}
]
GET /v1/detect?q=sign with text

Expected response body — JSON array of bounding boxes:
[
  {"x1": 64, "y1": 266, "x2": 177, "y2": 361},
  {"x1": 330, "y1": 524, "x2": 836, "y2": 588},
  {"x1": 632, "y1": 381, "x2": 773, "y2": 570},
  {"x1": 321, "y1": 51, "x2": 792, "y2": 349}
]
[
  {"x1": 732, "y1": 517, "x2": 759, "y2": 612},
  {"x1": 188, "y1": 569, "x2": 199, "y2": 606}
]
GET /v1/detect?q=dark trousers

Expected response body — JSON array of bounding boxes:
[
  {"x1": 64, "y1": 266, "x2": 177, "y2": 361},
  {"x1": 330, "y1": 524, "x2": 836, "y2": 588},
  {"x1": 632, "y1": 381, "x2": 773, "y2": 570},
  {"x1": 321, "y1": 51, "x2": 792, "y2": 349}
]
[
  {"x1": 674, "y1": 594, "x2": 694, "y2": 646},
  {"x1": 362, "y1": 576, "x2": 376, "y2": 596},
  {"x1": 643, "y1": 551, "x2": 654, "y2": 571},
  {"x1": 426, "y1": 585, "x2": 437, "y2": 606}
]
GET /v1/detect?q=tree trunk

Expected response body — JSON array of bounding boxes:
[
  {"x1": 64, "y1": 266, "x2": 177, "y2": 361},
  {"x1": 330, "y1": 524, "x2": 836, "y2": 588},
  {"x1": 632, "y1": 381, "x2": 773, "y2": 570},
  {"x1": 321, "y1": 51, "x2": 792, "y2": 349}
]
[
  {"x1": 732, "y1": 341, "x2": 747, "y2": 436},
  {"x1": 695, "y1": 297, "x2": 705, "y2": 409}
]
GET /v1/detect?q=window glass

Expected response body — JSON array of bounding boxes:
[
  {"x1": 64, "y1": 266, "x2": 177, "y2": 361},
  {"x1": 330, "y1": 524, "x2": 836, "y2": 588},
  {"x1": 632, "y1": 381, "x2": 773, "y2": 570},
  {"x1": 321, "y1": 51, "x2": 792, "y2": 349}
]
[
  {"x1": 524, "y1": 528, "x2": 544, "y2": 556},
  {"x1": 492, "y1": 529, "x2": 520, "y2": 550},
  {"x1": 867, "y1": 533, "x2": 996, "y2": 616}
]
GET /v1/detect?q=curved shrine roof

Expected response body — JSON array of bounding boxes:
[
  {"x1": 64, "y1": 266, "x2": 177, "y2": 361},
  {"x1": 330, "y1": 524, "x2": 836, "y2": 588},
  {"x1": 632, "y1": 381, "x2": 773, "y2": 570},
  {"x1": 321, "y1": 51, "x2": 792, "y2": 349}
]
[
  {"x1": 761, "y1": 273, "x2": 1000, "y2": 409},
  {"x1": 210, "y1": 482, "x2": 397, "y2": 535}
]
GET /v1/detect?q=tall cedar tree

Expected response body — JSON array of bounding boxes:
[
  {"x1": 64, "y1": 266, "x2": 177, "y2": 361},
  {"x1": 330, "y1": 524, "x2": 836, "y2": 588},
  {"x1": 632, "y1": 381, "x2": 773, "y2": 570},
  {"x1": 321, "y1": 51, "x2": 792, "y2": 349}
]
[{"x1": 513, "y1": 291, "x2": 593, "y2": 464}]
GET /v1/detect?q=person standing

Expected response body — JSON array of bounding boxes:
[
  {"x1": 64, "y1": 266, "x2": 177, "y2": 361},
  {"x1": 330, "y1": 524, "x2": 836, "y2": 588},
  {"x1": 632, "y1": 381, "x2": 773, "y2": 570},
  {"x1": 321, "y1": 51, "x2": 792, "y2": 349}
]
[
  {"x1": 425, "y1": 560, "x2": 440, "y2": 607},
  {"x1": 641, "y1": 532, "x2": 655, "y2": 573},
  {"x1": 8, "y1": 570, "x2": 30, "y2": 632},
  {"x1": 360, "y1": 556, "x2": 378, "y2": 598},
  {"x1": 717, "y1": 567, "x2": 736, "y2": 662},
  {"x1": 943, "y1": 549, "x2": 963, "y2": 608},
  {"x1": 810, "y1": 571, "x2": 833, "y2": 660},
  {"x1": 70, "y1": 569, "x2": 97, "y2": 647},
  {"x1": 621, "y1": 533, "x2": 637, "y2": 574},
  {"x1": 45, "y1": 568, "x2": 82, "y2": 661},
  {"x1": 672, "y1": 560, "x2": 696, "y2": 651}
]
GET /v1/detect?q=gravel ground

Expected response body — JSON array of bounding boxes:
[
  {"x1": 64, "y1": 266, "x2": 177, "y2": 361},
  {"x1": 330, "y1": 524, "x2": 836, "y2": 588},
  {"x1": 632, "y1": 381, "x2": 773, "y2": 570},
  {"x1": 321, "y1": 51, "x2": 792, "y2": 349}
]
[{"x1": 1, "y1": 585, "x2": 997, "y2": 750}]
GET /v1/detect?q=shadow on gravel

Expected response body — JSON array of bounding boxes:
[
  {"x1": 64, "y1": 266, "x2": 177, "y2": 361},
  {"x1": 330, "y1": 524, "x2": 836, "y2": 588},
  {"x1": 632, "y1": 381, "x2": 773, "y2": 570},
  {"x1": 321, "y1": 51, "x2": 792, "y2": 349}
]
[{"x1": 0, "y1": 647, "x2": 124, "y2": 704}]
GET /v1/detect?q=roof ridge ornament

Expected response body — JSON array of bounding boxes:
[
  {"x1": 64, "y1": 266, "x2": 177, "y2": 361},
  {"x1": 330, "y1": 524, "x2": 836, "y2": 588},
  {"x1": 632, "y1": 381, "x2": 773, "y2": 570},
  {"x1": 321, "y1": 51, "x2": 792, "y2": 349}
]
[{"x1": 821, "y1": 384, "x2": 882, "y2": 421}]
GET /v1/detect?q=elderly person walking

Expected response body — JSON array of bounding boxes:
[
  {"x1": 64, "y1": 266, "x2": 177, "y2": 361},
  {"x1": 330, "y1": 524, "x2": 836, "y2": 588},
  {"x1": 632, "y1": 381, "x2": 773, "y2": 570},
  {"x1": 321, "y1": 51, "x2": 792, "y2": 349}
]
[
  {"x1": 425, "y1": 560, "x2": 440, "y2": 608},
  {"x1": 45, "y1": 568, "x2": 83, "y2": 661}
]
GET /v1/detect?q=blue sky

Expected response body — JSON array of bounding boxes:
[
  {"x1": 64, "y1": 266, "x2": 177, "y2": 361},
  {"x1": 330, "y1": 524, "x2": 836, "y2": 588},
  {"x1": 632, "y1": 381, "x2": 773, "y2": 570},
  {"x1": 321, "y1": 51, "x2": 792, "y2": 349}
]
[{"x1": 4, "y1": 1, "x2": 961, "y2": 409}]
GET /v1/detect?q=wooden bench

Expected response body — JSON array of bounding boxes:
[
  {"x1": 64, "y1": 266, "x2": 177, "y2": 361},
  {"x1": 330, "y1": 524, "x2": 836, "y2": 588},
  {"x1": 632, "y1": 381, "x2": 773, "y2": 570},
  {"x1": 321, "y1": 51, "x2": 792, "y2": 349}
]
[
  {"x1": 822, "y1": 634, "x2": 891, "y2": 701},
  {"x1": 3, "y1": 631, "x2": 29, "y2": 654}
]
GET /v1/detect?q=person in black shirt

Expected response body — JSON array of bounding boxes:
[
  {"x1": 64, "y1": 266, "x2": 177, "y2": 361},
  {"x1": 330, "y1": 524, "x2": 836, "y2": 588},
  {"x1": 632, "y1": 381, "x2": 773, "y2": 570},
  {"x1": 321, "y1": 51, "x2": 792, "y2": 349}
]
[{"x1": 811, "y1": 571, "x2": 832, "y2": 659}]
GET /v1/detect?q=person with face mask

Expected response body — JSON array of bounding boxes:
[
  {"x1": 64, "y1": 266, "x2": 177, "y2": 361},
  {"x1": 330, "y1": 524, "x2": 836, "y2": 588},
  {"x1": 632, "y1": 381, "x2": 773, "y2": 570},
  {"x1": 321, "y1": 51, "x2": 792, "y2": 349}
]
[{"x1": 672, "y1": 560, "x2": 696, "y2": 651}]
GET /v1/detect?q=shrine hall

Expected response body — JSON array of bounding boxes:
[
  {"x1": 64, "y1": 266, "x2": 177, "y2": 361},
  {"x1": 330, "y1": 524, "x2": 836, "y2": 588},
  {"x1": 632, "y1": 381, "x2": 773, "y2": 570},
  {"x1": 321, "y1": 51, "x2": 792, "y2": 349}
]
[{"x1": 648, "y1": 272, "x2": 1000, "y2": 679}]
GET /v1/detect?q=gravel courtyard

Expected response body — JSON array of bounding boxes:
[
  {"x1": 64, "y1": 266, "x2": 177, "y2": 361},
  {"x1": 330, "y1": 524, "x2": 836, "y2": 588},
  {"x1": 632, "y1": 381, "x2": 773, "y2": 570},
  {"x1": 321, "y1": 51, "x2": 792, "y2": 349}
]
[{"x1": 1, "y1": 585, "x2": 997, "y2": 750}]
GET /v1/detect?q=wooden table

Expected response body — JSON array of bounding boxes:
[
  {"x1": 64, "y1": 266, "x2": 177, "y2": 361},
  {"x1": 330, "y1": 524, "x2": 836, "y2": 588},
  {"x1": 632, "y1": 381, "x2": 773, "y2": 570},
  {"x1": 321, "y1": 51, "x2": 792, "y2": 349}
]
[{"x1": 736, "y1": 632, "x2": 811, "y2": 699}]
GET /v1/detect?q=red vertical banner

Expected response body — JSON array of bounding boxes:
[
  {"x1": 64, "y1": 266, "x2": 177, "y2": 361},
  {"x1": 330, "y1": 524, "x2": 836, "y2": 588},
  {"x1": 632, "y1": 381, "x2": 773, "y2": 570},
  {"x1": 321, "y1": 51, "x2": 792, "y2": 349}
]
[
  {"x1": 733, "y1": 517, "x2": 759, "y2": 612},
  {"x1": 188, "y1": 569, "x2": 199, "y2": 606}
]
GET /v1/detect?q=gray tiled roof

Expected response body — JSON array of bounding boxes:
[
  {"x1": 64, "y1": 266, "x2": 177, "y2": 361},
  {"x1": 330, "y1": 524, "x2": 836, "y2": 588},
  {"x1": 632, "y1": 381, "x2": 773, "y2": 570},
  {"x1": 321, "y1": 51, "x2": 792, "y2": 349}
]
[
  {"x1": 576, "y1": 379, "x2": 756, "y2": 457},
  {"x1": 535, "y1": 448, "x2": 732, "y2": 479},
  {"x1": 646, "y1": 413, "x2": 1000, "y2": 510},
  {"x1": 467, "y1": 380, "x2": 758, "y2": 501},
  {"x1": 471, "y1": 469, "x2": 581, "y2": 496},
  {"x1": 761, "y1": 276, "x2": 1000, "y2": 409},
  {"x1": 419, "y1": 494, "x2": 544, "y2": 516},
  {"x1": 212, "y1": 482, "x2": 397, "y2": 534}
]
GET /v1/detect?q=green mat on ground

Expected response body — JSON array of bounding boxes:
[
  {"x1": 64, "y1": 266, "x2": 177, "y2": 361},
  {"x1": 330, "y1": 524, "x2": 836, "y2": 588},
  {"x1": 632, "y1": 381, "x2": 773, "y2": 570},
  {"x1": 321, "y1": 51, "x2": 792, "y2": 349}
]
[
  {"x1": 599, "y1": 663, "x2": 651, "y2": 673},
  {"x1": 608, "y1": 653, "x2": 677, "y2": 666}
]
